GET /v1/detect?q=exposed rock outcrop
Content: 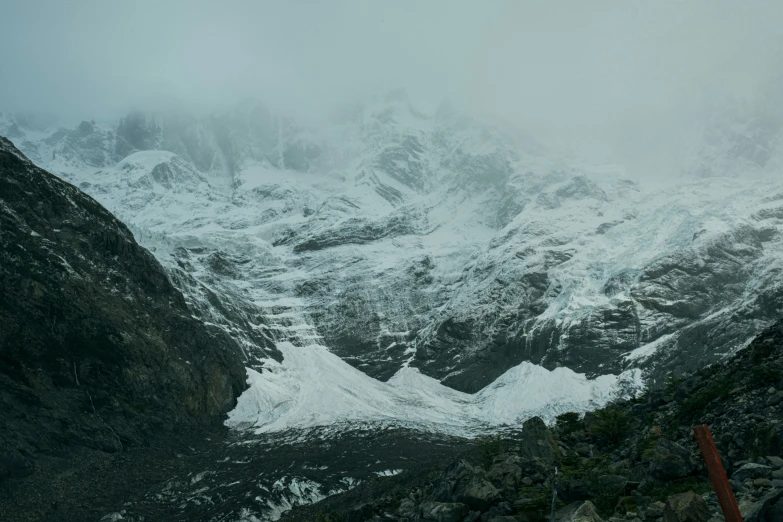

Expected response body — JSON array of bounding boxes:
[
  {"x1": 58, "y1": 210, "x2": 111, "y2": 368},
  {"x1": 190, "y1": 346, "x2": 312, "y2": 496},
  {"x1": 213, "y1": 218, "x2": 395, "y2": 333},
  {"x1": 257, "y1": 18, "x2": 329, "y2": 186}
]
[{"x1": 0, "y1": 137, "x2": 246, "y2": 481}]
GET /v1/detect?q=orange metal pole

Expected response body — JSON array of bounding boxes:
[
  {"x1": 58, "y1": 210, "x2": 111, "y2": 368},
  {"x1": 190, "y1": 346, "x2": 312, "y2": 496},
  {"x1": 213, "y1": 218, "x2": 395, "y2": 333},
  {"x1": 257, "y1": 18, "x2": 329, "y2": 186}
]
[{"x1": 693, "y1": 424, "x2": 743, "y2": 522}]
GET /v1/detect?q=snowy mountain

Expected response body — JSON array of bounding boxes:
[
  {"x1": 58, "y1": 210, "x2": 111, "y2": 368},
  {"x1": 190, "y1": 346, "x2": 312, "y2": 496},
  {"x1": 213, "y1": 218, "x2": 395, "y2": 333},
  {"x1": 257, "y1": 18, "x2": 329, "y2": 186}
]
[{"x1": 3, "y1": 92, "x2": 783, "y2": 432}]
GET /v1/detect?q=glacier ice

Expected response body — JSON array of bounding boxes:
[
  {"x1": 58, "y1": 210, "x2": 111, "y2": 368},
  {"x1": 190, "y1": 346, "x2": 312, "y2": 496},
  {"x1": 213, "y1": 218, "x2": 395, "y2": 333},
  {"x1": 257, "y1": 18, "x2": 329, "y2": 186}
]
[{"x1": 225, "y1": 341, "x2": 638, "y2": 436}]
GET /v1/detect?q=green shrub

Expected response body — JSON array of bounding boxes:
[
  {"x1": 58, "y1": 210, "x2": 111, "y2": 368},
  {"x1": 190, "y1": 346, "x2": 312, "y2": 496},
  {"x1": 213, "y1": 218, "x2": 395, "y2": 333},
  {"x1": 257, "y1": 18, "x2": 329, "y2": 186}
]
[
  {"x1": 312, "y1": 509, "x2": 346, "y2": 522},
  {"x1": 556, "y1": 456, "x2": 619, "y2": 517},
  {"x1": 663, "y1": 373, "x2": 684, "y2": 395},
  {"x1": 753, "y1": 364, "x2": 782, "y2": 386},
  {"x1": 556, "y1": 412, "x2": 583, "y2": 436},
  {"x1": 559, "y1": 451, "x2": 582, "y2": 467},
  {"x1": 679, "y1": 380, "x2": 732, "y2": 417},
  {"x1": 590, "y1": 407, "x2": 631, "y2": 445},
  {"x1": 638, "y1": 432, "x2": 660, "y2": 461}
]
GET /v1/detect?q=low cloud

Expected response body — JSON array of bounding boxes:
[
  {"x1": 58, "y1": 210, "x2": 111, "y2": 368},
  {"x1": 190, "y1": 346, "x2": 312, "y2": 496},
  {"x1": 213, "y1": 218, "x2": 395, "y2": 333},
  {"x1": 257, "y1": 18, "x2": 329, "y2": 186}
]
[{"x1": 2, "y1": 0, "x2": 782, "y2": 168}]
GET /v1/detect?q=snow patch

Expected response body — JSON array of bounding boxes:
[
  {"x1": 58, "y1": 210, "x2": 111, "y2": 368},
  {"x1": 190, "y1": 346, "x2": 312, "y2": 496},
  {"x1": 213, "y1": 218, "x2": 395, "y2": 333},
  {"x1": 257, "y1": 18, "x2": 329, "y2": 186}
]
[
  {"x1": 226, "y1": 342, "x2": 630, "y2": 436},
  {"x1": 624, "y1": 334, "x2": 676, "y2": 362},
  {"x1": 375, "y1": 469, "x2": 403, "y2": 477}
]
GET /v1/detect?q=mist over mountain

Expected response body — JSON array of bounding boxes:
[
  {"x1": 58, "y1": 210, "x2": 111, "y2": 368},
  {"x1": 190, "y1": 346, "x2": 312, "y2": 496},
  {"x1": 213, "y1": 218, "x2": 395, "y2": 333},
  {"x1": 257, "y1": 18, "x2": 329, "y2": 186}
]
[{"x1": 2, "y1": 2, "x2": 783, "y2": 521}]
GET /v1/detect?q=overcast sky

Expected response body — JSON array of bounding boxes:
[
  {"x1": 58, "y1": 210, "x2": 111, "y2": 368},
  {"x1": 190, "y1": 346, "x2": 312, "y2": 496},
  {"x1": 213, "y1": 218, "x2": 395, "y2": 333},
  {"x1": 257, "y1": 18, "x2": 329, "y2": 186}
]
[{"x1": 2, "y1": 0, "x2": 782, "y2": 165}]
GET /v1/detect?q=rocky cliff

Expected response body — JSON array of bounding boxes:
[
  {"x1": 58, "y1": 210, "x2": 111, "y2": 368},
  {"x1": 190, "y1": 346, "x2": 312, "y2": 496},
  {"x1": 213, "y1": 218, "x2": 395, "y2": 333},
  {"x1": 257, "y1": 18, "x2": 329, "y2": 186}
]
[{"x1": 0, "y1": 137, "x2": 246, "y2": 481}]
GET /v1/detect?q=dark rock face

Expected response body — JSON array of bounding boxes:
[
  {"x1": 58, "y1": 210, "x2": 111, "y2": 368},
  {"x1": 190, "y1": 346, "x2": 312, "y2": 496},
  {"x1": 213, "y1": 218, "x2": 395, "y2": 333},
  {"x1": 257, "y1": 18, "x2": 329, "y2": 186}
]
[{"x1": 0, "y1": 137, "x2": 246, "y2": 480}]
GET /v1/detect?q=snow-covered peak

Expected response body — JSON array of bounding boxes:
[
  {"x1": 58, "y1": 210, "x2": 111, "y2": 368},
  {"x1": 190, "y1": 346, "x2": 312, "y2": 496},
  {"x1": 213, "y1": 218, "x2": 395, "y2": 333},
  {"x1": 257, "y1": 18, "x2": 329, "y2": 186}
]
[{"x1": 6, "y1": 97, "x2": 783, "y2": 410}]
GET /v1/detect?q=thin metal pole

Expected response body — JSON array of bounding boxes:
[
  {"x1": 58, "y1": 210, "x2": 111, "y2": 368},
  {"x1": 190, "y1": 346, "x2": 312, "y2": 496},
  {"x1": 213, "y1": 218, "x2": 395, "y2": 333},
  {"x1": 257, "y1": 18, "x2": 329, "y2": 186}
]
[{"x1": 693, "y1": 424, "x2": 743, "y2": 522}]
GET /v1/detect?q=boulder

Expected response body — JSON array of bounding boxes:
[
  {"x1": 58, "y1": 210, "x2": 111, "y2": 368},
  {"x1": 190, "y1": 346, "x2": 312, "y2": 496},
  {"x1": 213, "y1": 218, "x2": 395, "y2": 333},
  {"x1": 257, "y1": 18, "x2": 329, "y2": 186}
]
[
  {"x1": 766, "y1": 455, "x2": 783, "y2": 468},
  {"x1": 519, "y1": 417, "x2": 559, "y2": 464},
  {"x1": 649, "y1": 439, "x2": 694, "y2": 480},
  {"x1": 481, "y1": 501, "x2": 512, "y2": 520},
  {"x1": 738, "y1": 488, "x2": 783, "y2": 522},
  {"x1": 559, "y1": 500, "x2": 604, "y2": 522},
  {"x1": 732, "y1": 463, "x2": 772, "y2": 482},
  {"x1": 428, "y1": 460, "x2": 500, "y2": 511},
  {"x1": 644, "y1": 501, "x2": 666, "y2": 520},
  {"x1": 456, "y1": 475, "x2": 501, "y2": 511},
  {"x1": 575, "y1": 443, "x2": 593, "y2": 457},
  {"x1": 397, "y1": 498, "x2": 417, "y2": 518},
  {"x1": 487, "y1": 455, "x2": 523, "y2": 490},
  {"x1": 419, "y1": 501, "x2": 469, "y2": 522},
  {"x1": 663, "y1": 491, "x2": 710, "y2": 522},
  {"x1": 592, "y1": 474, "x2": 628, "y2": 497}
]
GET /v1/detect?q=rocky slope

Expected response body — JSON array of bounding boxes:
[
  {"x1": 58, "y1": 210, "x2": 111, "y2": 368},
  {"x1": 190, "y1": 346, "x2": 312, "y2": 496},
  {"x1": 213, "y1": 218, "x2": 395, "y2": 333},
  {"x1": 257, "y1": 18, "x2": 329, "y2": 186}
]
[
  {"x1": 0, "y1": 137, "x2": 246, "y2": 482},
  {"x1": 280, "y1": 315, "x2": 783, "y2": 521},
  {"x1": 4, "y1": 95, "x2": 783, "y2": 404}
]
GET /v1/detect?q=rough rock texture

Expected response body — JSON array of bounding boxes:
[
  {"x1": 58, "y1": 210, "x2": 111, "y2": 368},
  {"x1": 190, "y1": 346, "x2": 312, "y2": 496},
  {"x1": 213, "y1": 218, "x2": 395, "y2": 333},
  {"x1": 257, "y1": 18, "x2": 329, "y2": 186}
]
[
  {"x1": 732, "y1": 463, "x2": 772, "y2": 482},
  {"x1": 519, "y1": 416, "x2": 560, "y2": 464},
  {"x1": 280, "y1": 316, "x2": 783, "y2": 522},
  {"x1": 564, "y1": 501, "x2": 605, "y2": 522},
  {"x1": 738, "y1": 487, "x2": 783, "y2": 521},
  {"x1": 0, "y1": 137, "x2": 246, "y2": 481},
  {"x1": 428, "y1": 460, "x2": 501, "y2": 511},
  {"x1": 663, "y1": 491, "x2": 710, "y2": 522},
  {"x1": 419, "y1": 501, "x2": 468, "y2": 522},
  {"x1": 644, "y1": 501, "x2": 665, "y2": 520},
  {"x1": 649, "y1": 439, "x2": 695, "y2": 481}
]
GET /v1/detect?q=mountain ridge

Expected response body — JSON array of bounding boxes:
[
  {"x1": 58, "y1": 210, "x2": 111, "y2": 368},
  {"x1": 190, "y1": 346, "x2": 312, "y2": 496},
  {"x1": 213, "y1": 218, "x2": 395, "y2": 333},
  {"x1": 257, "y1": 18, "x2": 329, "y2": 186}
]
[{"x1": 3, "y1": 97, "x2": 783, "y2": 396}]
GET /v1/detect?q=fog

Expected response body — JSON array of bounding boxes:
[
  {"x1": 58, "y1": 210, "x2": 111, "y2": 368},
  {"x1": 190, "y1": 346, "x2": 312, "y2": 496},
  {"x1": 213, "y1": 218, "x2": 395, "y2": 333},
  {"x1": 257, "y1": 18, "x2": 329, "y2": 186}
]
[{"x1": 2, "y1": 0, "x2": 783, "y2": 166}]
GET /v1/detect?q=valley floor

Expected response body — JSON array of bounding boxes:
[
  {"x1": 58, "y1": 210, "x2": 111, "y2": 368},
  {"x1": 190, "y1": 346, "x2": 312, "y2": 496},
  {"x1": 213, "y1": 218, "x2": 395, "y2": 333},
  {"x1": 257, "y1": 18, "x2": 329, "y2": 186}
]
[{"x1": 0, "y1": 425, "x2": 471, "y2": 522}]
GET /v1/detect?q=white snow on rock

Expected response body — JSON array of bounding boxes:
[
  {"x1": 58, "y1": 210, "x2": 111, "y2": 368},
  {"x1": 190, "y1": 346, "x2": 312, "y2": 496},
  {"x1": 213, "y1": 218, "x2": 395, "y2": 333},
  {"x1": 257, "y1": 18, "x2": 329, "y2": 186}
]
[
  {"x1": 225, "y1": 342, "x2": 636, "y2": 436},
  {"x1": 6, "y1": 94, "x2": 783, "y2": 419},
  {"x1": 375, "y1": 469, "x2": 403, "y2": 477}
]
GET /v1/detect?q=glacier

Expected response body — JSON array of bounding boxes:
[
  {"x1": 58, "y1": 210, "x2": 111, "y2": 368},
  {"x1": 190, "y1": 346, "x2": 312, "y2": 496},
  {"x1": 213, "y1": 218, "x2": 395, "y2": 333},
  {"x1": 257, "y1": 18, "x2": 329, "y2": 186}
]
[{"x1": 225, "y1": 341, "x2": 637, "y2": 436}]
